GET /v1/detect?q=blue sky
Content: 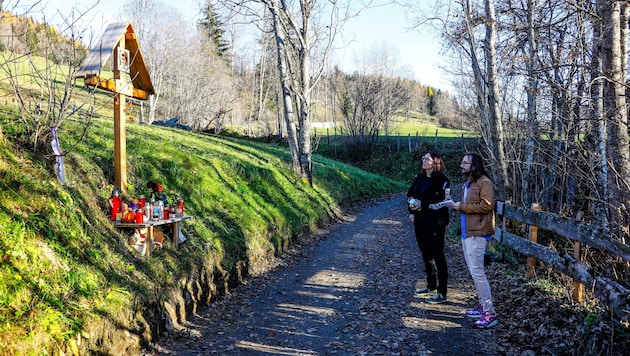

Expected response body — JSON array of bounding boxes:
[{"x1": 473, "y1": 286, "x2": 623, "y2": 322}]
[
  {"x1": 337, "y1": 3, "x2": 450, "y2": 91},
  {"x1": 9, "y1": 0, "x2": 451, "y2": 91}
]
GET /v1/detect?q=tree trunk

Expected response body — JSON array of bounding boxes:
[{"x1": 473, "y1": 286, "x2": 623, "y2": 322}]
[
  {"x1": 463, "y1": 0, "x2": 490, "y2": 148},
  {"x1": 484, "y1": 0, "x2": 510, "y2": 201},
  {"x1": 269, "y1": 0, "x2": 300, "y2": 171},
  {"x1": 606, "y1": 2, "x2": 630, "y2": 241},
  {"x1": 599, "y1": 0, "x2": 630, "y2": 238},
  {"x1": 590, "y1": 4, "x2": 610, "y2": 228},
  {"x1": 276, "y1": 82, "x2": 285, "y2": 138},
  {"x1": 298, "y1": 7, "x2": 313, "y2": 186},
  {"x1": 523, "y1": 0, "x2": 540, "y2": 207}
]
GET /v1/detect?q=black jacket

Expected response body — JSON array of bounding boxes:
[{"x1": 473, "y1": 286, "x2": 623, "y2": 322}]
[{"x1": 407, "y1": 172, "x2": 450, "y2": 227}]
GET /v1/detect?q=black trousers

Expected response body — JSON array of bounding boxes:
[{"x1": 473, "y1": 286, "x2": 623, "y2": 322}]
[{"x1": 414, "y1": 221, "x2": 448, "y2": 297}]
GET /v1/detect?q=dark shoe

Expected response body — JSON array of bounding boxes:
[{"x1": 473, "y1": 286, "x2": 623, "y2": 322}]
[
  {"x1": 414, "y1": 287, "x2": 437, "y2": 295},
  {"x1": 425, "y1": 293, "x2": 447, "y2": 304}
]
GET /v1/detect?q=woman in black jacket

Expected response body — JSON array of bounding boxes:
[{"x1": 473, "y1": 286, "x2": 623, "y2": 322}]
[{"x1": 407, "y1": 151, "x2": 451, "y2": 303}]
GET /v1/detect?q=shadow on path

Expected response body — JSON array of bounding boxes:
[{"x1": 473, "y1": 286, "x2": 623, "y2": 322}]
[{"x1": 151, "y1": 195, "x2": 499, "y2": 355}]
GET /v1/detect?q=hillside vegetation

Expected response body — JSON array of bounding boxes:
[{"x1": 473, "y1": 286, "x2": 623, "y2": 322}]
[{"x1": 0, "y1": 108, "x2": 407, "y2": 354}]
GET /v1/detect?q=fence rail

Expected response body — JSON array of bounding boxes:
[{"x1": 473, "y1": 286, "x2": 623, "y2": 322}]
[
  {"x1": 311, "y1": 128, "x2": 479, "y2": 152},
  {"x1": 494, "y1": 201, "x2": 630, "y2": 321}
]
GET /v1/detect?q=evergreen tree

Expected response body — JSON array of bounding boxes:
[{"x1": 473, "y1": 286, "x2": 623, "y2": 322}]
[{"x1": 197, "y1": 1, "x2": 231, "y2": 59}]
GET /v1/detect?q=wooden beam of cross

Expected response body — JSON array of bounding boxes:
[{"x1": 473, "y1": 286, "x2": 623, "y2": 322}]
[{"x1": 76, "y1": 22, "x2": 155, "y2": 193}]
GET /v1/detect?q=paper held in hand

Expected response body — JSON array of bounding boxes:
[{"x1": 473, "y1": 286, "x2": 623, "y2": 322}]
[{"x1": 429, "y1": 199, "x2": 454, "y2": 210}]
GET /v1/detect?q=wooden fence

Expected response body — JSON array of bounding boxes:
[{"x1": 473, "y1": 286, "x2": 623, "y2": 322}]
[
  {"x1": 312, "y1": 128, "x2": 477, "y2": 153},
  {"x1": 494, "y1": 201, "x2": 630, "y2": 321}
]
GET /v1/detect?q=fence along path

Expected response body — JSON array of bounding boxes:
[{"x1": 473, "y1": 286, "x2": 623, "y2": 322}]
[{"x1": 493, "y1": 201, "x2": 630, "y2": 321}]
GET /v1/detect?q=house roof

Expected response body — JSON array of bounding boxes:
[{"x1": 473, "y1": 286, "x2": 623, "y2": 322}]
[{"x1": 76, "y1": 22, "x2": 154, "y2": 99}]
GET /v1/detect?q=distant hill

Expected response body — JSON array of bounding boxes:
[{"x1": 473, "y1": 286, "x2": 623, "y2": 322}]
[{"x1": 0, "y1": 10, "x2": 89, "y2": 66}]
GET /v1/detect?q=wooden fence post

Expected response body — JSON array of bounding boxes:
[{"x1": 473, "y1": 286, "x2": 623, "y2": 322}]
[
  {"x1": 528, "y1": 203, "x2": 541, "y2": 278},
  {"x1": 415, "y1": 131, "x2": 419, "y2": 151},
  {"x1": 573, "y1": 211, "x2": 584, "y2": 302},
  {"x1": 333, "y1": 127, "x2": 337, "y2": 156}
]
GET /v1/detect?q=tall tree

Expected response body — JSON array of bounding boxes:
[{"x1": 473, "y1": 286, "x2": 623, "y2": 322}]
[
  {"x1": 124, "y1": 0, "x2": 185, "y2": 123},
  {"x1": 336, "y1": 45, "x2": 412, "y2": 146},
  {"x1": 598, "y1": 0, "x2": 630, "y2": 239},
  {"x1": 520, "y1": 0, "x2": 540, "y2": 207},
  {"x1": 418, "y1": 0, "x2": 629, "y2": 241},
  {"x1": 441, "y1": 0, "x2": 509, "y2": 199},
  {"x1": 217, "y1": 0, "x2": 375, "y2": 186},
  {"x1": 588, "y1": 0, "x2": 609, "y2": 228},
  {"x1": 482, "y1": 0, "x2": 509, "y2": 200},
  {"x1": 198, "y1": 1, "x2": 231, "y2": 59}
]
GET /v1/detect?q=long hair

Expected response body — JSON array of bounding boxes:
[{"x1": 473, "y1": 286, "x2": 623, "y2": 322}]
[
  {"x1": 465, "y1": 152, "x2": 488, "y2": 182},
  {"x1": 419, "y1": 151, "x2": 446, "y2": 177}
]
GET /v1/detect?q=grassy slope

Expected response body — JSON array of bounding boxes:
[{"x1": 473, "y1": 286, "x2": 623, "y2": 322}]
[{"x1": 0, "y1": 112, "x2": 407, "y2": 354}]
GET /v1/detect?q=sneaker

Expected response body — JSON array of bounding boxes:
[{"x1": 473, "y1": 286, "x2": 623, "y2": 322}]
[
  {"x1": 425, "y1": 293, "x2": 447, "y2": 304},
  {"x1": 465, "y1": 305, "x2": 484, "y2": 319},
  {"x1": 474, "y1": 312, "x2": 498, "y2": 329},
  {"x1": 414, "y1": 287, "x2": 437, "y2": 295}
]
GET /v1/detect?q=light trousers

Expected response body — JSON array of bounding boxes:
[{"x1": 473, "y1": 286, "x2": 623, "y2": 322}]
[{"x1": 462, "y1": 236, "x2": 496, "y2": 315}]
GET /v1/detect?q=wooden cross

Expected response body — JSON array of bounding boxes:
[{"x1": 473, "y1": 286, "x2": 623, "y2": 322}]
[{"x1": 76, "y1": 22, "x2": 155, "y2": 193}]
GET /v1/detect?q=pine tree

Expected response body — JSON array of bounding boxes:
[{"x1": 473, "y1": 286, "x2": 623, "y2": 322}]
[{"x1": 197, "y1": 1, "x2": 231, "y2": 59}]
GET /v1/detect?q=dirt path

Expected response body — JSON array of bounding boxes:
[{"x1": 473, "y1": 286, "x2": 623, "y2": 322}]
[{"x1": 148, "y1": 194, "x2": 499, "y2": 355}]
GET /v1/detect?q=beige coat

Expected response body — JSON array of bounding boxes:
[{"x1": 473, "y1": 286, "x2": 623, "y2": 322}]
[{"x1": 459, "y1": 175, "x2": 495, "y2": 237}]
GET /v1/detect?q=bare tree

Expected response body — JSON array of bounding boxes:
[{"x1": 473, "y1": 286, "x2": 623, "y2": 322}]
[
  {"x1": 436, "y1": 0, "x2": 509, "y2": 199},
  {"x1": 335, "y1": 44, "x2": 412, "y2": 145},
  {"x1": 411, "y1": 0, "x2": 630, "y2": 245},
  {"x1": 216, "y1": 0, "x2": 377, "y2": 186},
  {"x1": 162, "y1": 38, "x2": 236, "y2": 131},
  {"x1": 597, "y1": 0, "x2": 630, "y2": 239},
  {"x1": 0, "y1": 3, "x2": 94, "y2": 153},
  {"x1": 519, "y1": 0, "x2": 540, "y2": 207},
  {"x1": 124, "y1": 0, "x2": 185, "y2": 123},
  {"x1": 480, "y1": 0, "x2": 509, "y2": 200}
]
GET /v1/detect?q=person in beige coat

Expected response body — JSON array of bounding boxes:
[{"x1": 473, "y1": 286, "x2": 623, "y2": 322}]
[{"x1": 446, "y1": 152, "x2": 498, "y2": 329}]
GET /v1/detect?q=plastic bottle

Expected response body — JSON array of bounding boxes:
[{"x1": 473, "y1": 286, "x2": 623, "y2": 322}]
[{"x1": 153, "y1": 200, "x2": 163, "y2": 220}]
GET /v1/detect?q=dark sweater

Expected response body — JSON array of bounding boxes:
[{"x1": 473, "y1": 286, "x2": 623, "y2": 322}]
[{"x1": 407, "y1": 172, "x2": 450, "y2": 227}]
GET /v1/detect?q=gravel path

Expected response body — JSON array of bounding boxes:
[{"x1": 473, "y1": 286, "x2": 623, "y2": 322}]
[{"x1": 148, "y1": 194, "x2": 499, "y2": 355}]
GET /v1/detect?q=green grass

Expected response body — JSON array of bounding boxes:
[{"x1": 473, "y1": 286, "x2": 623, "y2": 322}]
[
  {"x1": 391, "y1": 116, "x2": 472, "y2": 138},
  {"x1": 0, "y1": 108, "x2": 407, "y2": 354},
  {"x1": 309, "y1": 113, "x2": 475, "y2": 139},
  {"x1": 0, "y1": 53, "x2": 113, "y2": 121}
]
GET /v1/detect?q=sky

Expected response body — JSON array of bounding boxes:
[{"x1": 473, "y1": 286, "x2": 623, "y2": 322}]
[
  {"x1": 8, "y1": 0, "x2": 452, "y2": 91},
  {"x1": 335, "y1": 4, "x2": 451, "y2": 91}
]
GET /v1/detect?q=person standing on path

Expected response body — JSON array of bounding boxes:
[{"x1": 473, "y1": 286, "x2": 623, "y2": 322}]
[
  {"x1": 407, "y1": 151, "x2": 451, "y2": 304},
  {"x1": 446, "y1": 152, "x2": 498, "y2": 329}
]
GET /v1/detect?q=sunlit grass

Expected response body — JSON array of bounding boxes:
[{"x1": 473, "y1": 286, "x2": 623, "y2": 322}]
[{"x1": 393, "y1": 120, "x2": 473, "y2": 138}]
